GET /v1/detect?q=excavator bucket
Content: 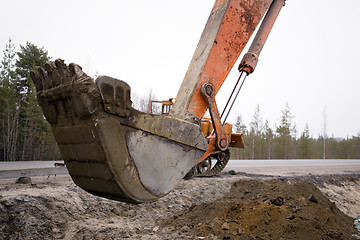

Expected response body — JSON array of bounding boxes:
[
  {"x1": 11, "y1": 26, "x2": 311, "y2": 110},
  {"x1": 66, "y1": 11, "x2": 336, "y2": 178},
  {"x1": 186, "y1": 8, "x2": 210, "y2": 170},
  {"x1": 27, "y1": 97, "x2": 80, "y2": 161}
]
[{"x1": 31, "y1": 61, "x2": 207, "y2": 203}]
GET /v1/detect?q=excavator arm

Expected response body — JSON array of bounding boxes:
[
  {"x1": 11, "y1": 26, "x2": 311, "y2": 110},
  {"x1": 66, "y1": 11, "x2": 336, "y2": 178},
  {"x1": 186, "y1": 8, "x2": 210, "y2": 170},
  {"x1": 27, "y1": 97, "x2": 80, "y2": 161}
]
[
  {"x1": 172, "y1": 0, "x2": 285, "y2": 161},
  {"x1": 171, "y1": 0, "x2": 272, "y2": 119},
  {"x1": 30, "y1": 0, "x2": 285, "y2": 203}
]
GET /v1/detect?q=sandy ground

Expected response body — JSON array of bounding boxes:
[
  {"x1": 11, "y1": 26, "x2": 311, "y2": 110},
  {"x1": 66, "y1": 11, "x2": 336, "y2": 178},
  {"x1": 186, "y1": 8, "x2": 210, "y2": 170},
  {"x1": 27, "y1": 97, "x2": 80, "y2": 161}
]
[{"x1": 0, "y1": 172, "x2": 360, "y2": 239}]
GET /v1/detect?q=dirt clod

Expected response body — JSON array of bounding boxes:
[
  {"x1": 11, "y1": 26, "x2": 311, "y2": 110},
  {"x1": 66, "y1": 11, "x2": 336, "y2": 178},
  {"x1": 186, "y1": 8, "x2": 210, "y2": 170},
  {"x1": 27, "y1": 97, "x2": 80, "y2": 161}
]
[
  {"x1": 270, "y1": 196, "x2": 284, "y2": 206},
  {"x1": 16, "y1": 176, "x2": 31, "y2": 184},
  {"x1": 309, "y1": 193, "x2": 319, "y2": 203}
]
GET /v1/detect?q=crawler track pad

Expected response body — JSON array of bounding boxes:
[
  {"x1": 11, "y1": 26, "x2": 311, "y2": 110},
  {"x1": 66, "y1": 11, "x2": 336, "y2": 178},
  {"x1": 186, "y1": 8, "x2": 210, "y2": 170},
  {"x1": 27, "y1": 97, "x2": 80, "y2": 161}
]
[{"x1": 31, "y1": 60, "x2": 207, "y2": 203}]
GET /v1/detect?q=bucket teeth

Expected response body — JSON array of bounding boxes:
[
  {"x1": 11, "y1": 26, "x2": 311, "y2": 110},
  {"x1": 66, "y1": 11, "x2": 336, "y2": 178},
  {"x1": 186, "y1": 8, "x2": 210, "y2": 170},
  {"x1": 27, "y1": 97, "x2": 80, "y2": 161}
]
[
  {"x1": 31, "y1": 59, "x2": 101, "y2": 126},
  {"x1": 44, "y1": 62, "x2": 62, "y2": 86},
  {"x1": 54, "y1": 58, "x2": 71, "y2": 83},
  {"x1": 30, "y1": 70, "x2": 43, "y2": 92},
  {"x1": 31, "y1": 59, "x2": 207, "y2": 203}
]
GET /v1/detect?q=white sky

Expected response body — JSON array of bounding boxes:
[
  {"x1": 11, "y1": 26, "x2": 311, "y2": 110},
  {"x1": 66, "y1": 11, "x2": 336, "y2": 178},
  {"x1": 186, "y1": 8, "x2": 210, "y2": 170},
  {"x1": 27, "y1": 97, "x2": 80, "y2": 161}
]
[{"x1": 1, "y1": 0, "x2": 359, "y2": 138}]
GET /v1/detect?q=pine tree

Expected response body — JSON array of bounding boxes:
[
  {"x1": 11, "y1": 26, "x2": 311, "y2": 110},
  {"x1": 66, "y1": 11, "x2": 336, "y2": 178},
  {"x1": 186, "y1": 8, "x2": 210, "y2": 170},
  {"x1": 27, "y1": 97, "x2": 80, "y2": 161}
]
[
  {"x1": 299, "y1": 123, "x2": 310, "y2": 159},
  {"x1": 233, "y1": 115, "x2": 247, "y2": 134},
  {"x1": 249, "y1": 105, "x2": 263, "y2": 159},
  {"x1": 0, "y1": 39, "x2": 18, "y2": 161},
  {"x1": 15, "y1": 42, "x2": 59, "y2": 161},
  {"x1": 15, "y1": 43, "x2": 50, "y2": 97},
  {"x1": 275, "y1": 103, "x2": 294, "y2": 159},
  {"x1": 263, "y1": 120, "x2": 273, "y2": 159}
]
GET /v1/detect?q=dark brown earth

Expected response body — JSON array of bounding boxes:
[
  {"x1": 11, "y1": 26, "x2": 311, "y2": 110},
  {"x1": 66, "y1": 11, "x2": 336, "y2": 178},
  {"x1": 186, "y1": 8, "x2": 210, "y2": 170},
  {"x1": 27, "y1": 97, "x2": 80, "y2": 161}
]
[{"x1": 163, "y1": 179, "x2": 357, "y2": 240}]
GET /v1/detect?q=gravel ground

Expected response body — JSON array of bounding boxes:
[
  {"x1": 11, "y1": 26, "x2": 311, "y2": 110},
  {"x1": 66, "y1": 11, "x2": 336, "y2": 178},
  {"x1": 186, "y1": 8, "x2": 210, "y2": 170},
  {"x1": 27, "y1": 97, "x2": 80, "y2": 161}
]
[{"x1": 0, "y1": 172, "x2": 359, "y2": 239}]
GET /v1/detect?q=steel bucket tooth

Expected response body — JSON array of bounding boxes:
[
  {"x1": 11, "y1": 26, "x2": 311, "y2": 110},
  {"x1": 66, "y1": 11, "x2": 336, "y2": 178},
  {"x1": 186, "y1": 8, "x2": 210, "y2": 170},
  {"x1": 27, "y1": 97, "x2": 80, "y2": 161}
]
[{"x1": 31, "y1": 60, "x2": 207, "y2": 203}]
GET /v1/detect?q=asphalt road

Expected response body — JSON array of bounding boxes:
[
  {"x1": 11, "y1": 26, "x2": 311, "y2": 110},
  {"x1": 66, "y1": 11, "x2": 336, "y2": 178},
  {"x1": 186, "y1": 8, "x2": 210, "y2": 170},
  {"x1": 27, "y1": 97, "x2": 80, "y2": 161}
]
[
  {"x1": 0, "y1": 161, "x2": 64, "y2": 171},
  {"x1": 1, "y1": 159, "x2": 359, "y2": 179},
  {"x1": 223, "y1": 159, "x2": 360, "y2": 176},
  {"x1": 0, "y1": 161, "x2": 67, "y2": 179}
]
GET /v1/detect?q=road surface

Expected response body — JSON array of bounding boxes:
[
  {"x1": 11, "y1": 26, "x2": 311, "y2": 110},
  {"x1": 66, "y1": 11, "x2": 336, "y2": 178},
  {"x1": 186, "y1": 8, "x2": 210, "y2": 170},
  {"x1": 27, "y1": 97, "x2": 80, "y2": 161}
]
[
  {"x1": 0, "y1": 161, "x2": 67, "y2": 179},
  {"x1": 1, "y1": 159, "x2": 360, "y2": 179},
  {"x1": 223, "y1": 159, "x2": 360, "y2": 176}
]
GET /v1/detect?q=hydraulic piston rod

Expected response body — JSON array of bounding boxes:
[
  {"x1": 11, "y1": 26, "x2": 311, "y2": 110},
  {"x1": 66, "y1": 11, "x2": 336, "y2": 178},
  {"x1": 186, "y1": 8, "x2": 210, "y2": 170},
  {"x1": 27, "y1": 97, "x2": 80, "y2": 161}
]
[
  {"x1": 239, "y1": 0, "x2": 286, "y2": 74},
  {"x1": 222, "y1": 0, "x2": 286, "y2": 125}
]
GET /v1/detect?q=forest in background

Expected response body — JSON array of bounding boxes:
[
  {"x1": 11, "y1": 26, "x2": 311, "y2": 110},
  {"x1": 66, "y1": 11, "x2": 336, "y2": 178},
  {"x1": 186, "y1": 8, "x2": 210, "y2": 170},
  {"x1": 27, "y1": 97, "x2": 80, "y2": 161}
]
[
  {"x1": 230, "y1": 105, "x2": 360, "y2": 160},
  {"x1": 0, "y1": 39, "x2": 59, "y2": 161},
  {"x1": 0, "y1": 39, "x2": 359, "y2": 161}
]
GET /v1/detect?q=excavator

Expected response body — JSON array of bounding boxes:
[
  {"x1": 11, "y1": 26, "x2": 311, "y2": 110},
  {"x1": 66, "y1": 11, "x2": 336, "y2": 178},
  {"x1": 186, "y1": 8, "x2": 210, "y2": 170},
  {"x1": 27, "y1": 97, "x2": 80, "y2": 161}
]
[{"x1": 30, "y1": 0, "x2": 285, "y2": 203}]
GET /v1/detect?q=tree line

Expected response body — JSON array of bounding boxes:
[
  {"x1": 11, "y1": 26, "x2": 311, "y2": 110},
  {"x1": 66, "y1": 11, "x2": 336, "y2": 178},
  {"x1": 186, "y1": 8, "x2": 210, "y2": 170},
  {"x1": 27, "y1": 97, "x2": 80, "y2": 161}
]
[
  {"x1": 0, "y1": 39, "x2": 359, "y2": 161},
  {"x1": 0, "y1": 39, "x2": 60, "y2": 161},
  {"x1": 230, "y1": 104, "x2": 360, "y2": 159}
]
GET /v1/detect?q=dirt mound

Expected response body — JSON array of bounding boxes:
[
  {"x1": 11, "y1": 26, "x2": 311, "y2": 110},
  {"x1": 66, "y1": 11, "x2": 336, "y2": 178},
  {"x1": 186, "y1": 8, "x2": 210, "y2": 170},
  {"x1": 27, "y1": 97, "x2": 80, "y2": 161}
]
[{"x1": 162, "y1": 179, "x2": 357, "y2": 239}]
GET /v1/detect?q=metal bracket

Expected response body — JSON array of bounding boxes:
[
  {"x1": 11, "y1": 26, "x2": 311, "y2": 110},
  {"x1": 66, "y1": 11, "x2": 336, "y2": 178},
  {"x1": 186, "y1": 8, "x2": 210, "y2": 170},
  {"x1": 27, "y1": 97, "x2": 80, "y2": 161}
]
[
  {"x1": 96, "y1": 76, "x2": 132, "y2": 118},
  {"x1": 200, "y1": 82, "x2": 229, "y2": 151}
]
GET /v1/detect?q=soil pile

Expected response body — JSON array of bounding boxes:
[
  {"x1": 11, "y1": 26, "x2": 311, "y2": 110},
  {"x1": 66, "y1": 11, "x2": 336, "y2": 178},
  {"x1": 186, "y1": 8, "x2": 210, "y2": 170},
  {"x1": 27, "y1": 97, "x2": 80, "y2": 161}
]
[{"x1": 163, "y1": 179, "x2": 357, "y2": 239}]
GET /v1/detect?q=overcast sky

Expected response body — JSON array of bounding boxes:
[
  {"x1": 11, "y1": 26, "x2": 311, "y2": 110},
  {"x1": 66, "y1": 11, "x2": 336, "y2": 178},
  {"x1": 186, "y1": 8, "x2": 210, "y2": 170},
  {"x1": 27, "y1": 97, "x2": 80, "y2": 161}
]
[{"x1": 1, "y1": 0, "x2": 359, "y2": 138}]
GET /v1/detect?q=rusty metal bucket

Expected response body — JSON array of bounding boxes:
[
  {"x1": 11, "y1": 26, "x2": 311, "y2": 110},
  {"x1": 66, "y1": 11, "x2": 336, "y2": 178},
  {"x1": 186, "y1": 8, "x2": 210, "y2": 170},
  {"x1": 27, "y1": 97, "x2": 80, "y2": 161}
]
[{"x1": 31, "y1": 60, "x2": 207, "y2": 203}]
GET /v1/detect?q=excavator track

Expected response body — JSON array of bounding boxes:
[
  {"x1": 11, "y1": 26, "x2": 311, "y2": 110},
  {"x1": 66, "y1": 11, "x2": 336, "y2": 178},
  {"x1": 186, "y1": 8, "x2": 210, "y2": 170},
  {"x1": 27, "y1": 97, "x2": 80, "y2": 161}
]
[
  {"x1": 184, "y1": 150, "x2": 230, "y2": 179},
  {"x1": 200, "y1": 150, "x2": 230, "y2": 177}
]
